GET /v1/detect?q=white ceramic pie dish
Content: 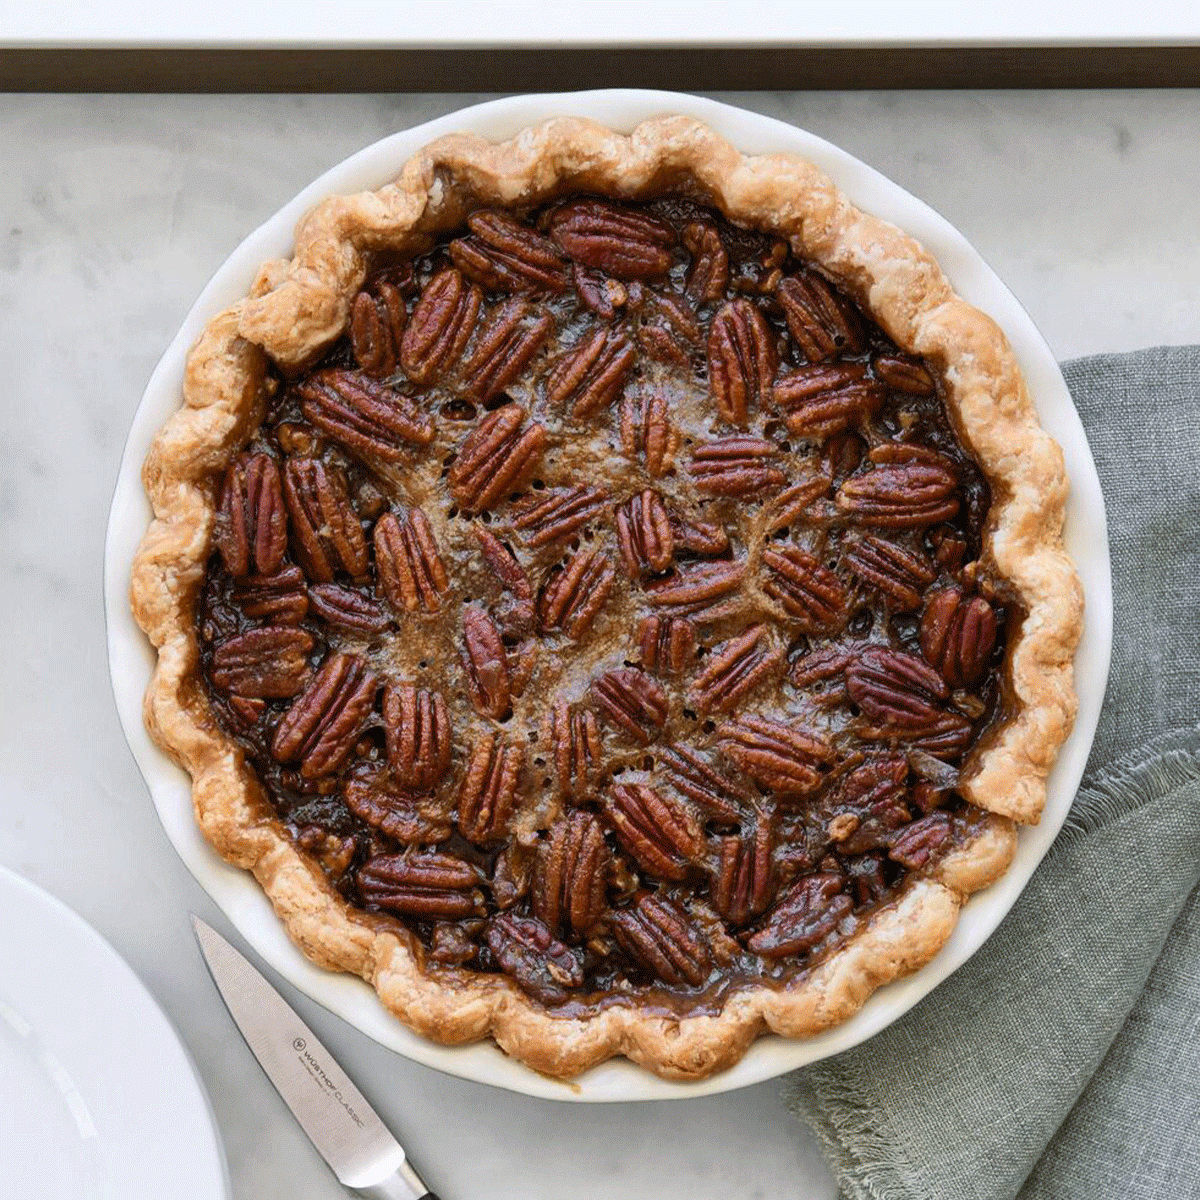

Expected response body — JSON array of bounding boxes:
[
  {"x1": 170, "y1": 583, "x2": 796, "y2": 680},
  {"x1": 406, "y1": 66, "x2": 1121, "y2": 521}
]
[{"x1": 105, "y1": 89, "x2": 1112, "y2": 1102}]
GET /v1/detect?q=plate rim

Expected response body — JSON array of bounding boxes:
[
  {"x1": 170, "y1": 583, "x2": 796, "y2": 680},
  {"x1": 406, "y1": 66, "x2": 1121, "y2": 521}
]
[
  {"x1": 104, "y1": 88, "x2": 1113, "y2": 1102},
  {"x1": 0, "y1": 864, "x2": 230, "y2": 1196}
]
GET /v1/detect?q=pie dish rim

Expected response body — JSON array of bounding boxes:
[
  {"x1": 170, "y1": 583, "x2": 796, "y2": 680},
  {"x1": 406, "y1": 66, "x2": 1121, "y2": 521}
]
[{"x1": 108, "y1": 88, "x2": 1108, "y2": 1104}]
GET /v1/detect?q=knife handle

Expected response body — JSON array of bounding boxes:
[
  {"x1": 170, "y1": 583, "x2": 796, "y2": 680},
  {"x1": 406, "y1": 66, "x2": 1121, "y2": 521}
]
[
  {"x1": 356, "y1": 1187, "x2": 438, "y2": 1200},
  {"x1": 355, "y1": 1187, "x2": 438, "y2": 1200},
  {"x1": 355, "y1": 1160, "x2": 438, "y2": 1200},
  {"x1": 356, "y1": 1189, "x2": 437, "y2": 1200}
]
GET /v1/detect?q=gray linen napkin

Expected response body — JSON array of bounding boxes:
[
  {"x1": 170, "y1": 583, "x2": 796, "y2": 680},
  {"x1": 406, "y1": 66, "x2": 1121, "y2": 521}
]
[{"x1": 784, "y1": 345, "x2": 1200, "y2": 1200}]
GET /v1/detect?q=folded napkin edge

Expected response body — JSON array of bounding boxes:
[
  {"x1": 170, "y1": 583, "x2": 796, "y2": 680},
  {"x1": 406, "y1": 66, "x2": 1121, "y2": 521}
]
[
  {"x1": 785, "y1": 723, "x2": 1200, "y2": 1200},
  {"x1": 1061, "y1": 723, "x2": 1200, "y2": 840},
  {"x1": 786, "y1": 1047, "x2": 939, "y2": 1200}
]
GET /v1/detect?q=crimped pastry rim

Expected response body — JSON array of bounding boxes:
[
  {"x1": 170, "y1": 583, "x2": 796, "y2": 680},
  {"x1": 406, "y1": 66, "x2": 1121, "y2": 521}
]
[{"x1": 129, "y1": 114, "x2": 1081, "y2": 1081}]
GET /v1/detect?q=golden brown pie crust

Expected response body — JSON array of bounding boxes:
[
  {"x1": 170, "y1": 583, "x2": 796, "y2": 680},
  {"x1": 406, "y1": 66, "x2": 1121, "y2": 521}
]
[{"x1": 131, "y1": 115, "x2": 1081, "y2": 1080}]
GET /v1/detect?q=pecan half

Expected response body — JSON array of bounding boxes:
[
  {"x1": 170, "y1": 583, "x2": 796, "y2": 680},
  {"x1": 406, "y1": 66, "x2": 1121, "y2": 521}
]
[
  {"x1": 448, "y1": 210, "x2": 569, "y2": 294},
  {"x1": 486, "y1": 913, "x2": 584, "y2": 1006},
  {"x1": 644, "y1": 559, "x2": 746, "y2": 617},
  {"x1": 837, "y1": 446, "x2": 960, "y2": 527},
  {"x1": 682, "y1": 219, "x2": 730, "y2": 303},
  {"x1": 399, "y1": 268, "x2": 482, "y2": 386},
  {"x1": 902, "y1": 712, "x2": 975, "y2": 758},
  {"x1": 775, "y1": 272, "x2": 865, "y2": 362},
  {"x1": 548, "y1": 199, "x2": 676, "y2": 281},
  {"x1": 689, "y1": 436, "x2": 786, "y2": 497},
  {"x1": 297, "y1": 369, "x2": 435, "y2": 460},
  {"x1": 460, "y1": 606, "x2": 511, "y2": 718},
  {"x1": 448, "y1": 404, "x2": 546, "y2": 513},
  {"x1": 618, "y1": 391, "x2": 676, "y2": 476},
  {"x1": 846, "y1": 647, "x2": 949, "y2": 730},
  {"x1": 307, "y1": 583, "x2": 390, "y2": 635},
  {"x1": 214, "y1": 453, "x2": 287, "y2": 577},
  {"x1": 773, "y1": 363, "x2": 885, "y2": 439},
  {"x1": 382, "y1": 683, "x2": 452, "y2": 792},
  {"x1": 888, "y1": 812, "x2": 953, "y2": 869},
  {"x1": 373, "y1": 508, "x2": 449, "y2": 615},
  {"x1": 533, "y1": 811, "x2": 610, "y2": 938},
  {"x1": 611, "y1": 894, "x2": 712, "y2": 988},
  {"x1": 687, "y1": 625, "x2": 784, "y2": 715},
  {"x1": 457, "y1": 732, "x2": 524, "y2": 844},
  {"x1": 615, "y1": 489, "x2": 674, "y2": 576},
  {"x1": 537, "y1": 547, "x2": 615, "y2": 639},
  {"x1": 475, "y1": 527, "x2": 536, "y2": 636},
  {"x1": 544, "y1": 327, "x2": 636, "y2": 417},
  {"x1": 707, "y1": 298, "x2": 776, "y2": 427},
  {"x1": 712, "y1": 822, "x2": 774, "y2": 927},
  {"x1": 545, "y1": 698, "x2": 601, "y2": 799},
  {"x1": 344, "y1": 769, "x2": 453, "y2": 844},
  {"x1": 716, "y1": 715, "x2": 832, "y2": 795},
  {"x1": 460, "y1": 298, "x2": 554, "y2": 403},
  {"x1": 636, "y1": 614, "x2": 696, "y2": 675},
  {"x1": 231, "y1": 566, "x2": 308, "y2": 625},
  {"x1": 358, "y1": 851, "x2": 483, "y2": 918},
  {"x1": 589, "y1": 668, "x2": 668, "y2": 744},
  {"x1": 844, "y1": 535, "x2": 938, "y2": 611},
  {"x1": 919, "y1": 586, "x2": 999, "y2": 688},
  {"x1": 350, "y1": 282, "x2": 407, "y2": 377},
  {"x1": 603, "y1": 784, "x2": 704, "y2": 882},
  {"x1": 761, "y1": 546, "x2": 848, "y2": 630},
  {"x1": 210, "y1": 627, "x2": 313, "y2": 698},
  {"x1": 747, "y1": 871, "x2": 853, "y2": 958},
  {"x1": 510, "y1": 484, "x2": 609, "y2": 549},
  {"x1": 282, "y1": 458, "x2": 368, "y2": 583},
  {"x1": 271, "y1": 653, "x2": 378, "y2": 779},
  {"x1": 659, "y1": 745, "x2": 750, "y2": 823},
  {"x1": 872, "y1": 350, "x2": 936, "y2": 395}
]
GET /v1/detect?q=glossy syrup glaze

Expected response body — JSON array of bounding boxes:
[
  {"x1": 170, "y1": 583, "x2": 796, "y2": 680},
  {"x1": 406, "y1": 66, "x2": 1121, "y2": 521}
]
[{"x1": 197, "y1": 195, "x2": 1012, "y2": 1015}]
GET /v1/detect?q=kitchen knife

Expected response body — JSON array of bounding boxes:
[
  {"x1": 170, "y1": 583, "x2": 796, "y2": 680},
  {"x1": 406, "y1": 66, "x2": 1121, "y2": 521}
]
[{"x1": 192, "y1": 915, "x2": 439, "y2": 1200}]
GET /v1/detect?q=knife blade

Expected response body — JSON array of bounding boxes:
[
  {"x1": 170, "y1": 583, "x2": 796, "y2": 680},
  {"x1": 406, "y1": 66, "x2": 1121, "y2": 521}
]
[{"x1": 192, "y1": 915, "x2": 439, "y2": 1200}]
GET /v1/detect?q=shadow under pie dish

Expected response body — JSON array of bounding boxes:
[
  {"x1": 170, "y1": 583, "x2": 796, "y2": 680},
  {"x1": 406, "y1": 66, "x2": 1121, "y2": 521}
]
[{"x1": 131, "y1": 115, "x2": 1082, "y2": 1081}]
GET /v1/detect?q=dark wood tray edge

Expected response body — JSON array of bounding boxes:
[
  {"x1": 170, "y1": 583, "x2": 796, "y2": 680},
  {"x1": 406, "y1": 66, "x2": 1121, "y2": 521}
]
[{"x1": 3, "y1": 44, "x2": 1200, "y2": 92}]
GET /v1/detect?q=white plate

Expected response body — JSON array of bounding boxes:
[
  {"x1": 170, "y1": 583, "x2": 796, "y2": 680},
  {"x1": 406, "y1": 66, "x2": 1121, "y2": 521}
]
[
  {"x1": 0, "y1": 866, "x2": 229, "y2": 1197},
  {"x1": 105, "y1": 89, "x2": 1112, "y2": 1102}
]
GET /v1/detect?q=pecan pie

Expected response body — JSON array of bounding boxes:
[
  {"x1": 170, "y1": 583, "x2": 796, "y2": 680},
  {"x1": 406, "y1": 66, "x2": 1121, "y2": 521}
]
[{"x1": 131, "y1": 117, "x2": 1082, "y2": 1080}]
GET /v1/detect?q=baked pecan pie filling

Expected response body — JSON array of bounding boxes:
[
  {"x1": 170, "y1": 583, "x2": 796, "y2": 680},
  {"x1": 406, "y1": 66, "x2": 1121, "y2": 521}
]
[{"x1": 196, "y1": 196, "x2": 1014, "y2": 1016}]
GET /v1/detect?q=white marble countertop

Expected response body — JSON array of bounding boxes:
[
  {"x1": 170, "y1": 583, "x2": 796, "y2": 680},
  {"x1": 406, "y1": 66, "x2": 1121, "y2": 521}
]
[{"x1": 1, "y1": 88, "x2": 1196, "y2": 1200}]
